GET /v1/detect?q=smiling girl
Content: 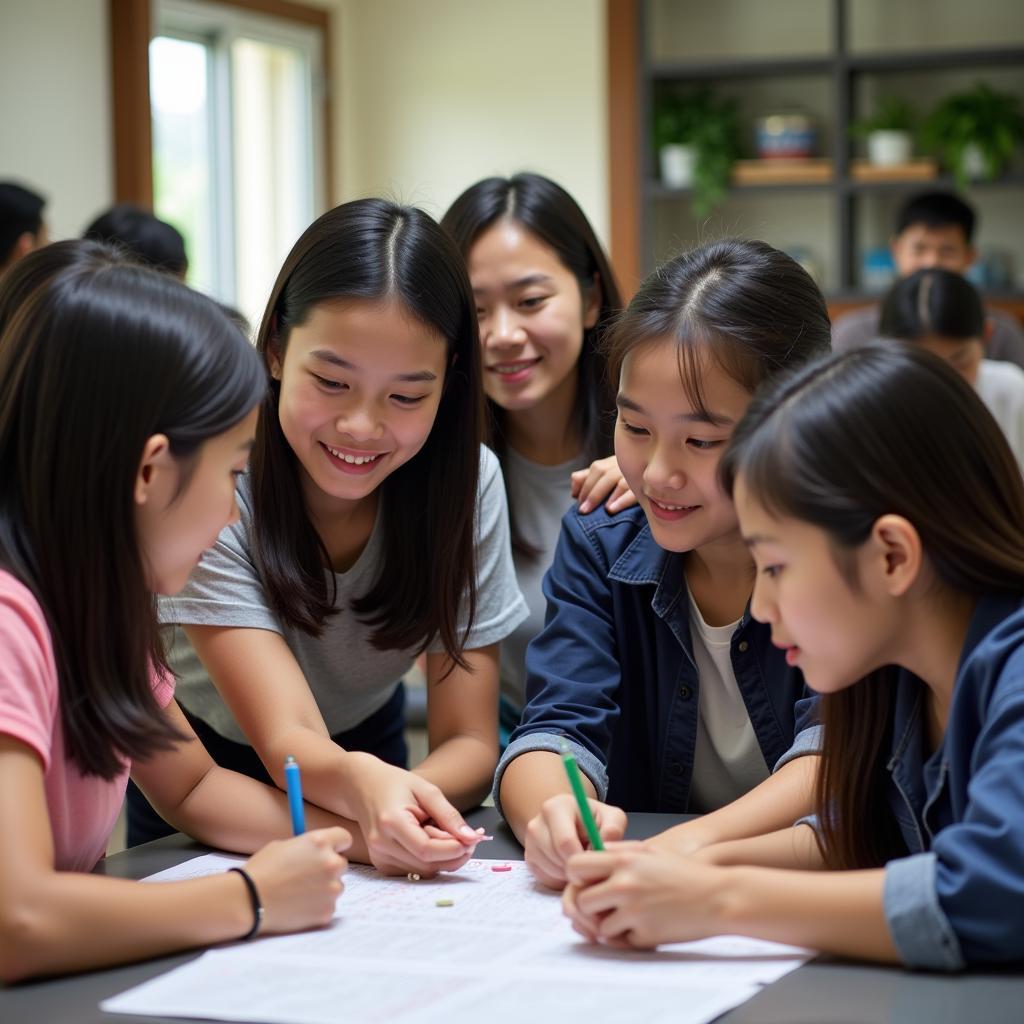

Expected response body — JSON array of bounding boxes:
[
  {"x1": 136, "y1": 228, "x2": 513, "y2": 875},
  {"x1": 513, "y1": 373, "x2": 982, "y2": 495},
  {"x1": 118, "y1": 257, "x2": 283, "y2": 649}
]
[
  {"x1": 564, "y1": 342, "x2": 1024, "y2": 968},
  {"x1": 442, "y1": 174, "x2": 624, "y2": 737},
  {"x1": 494, "y1": 238, "x2": 831, "y2": 888},
  {"x1": 127, "y1": 199, "x2": 528, "y2": 876}
]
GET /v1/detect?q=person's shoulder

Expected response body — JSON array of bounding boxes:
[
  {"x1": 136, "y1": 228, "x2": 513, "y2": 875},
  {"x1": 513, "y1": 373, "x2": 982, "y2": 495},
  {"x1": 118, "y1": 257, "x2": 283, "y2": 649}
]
[
  {"x1": 979, "y1": 358, "x2": 1024, "y2": 387},
  {"x1": 965, "y1": 596, "x2": 1024, "y2": 692},
  {"x1": 562, "y1": 503, "x2": 650, "y2": 557},
  {"x1": 0, "y1": 570, "x2": 47, "y2": 635},
  {"x1": 977, "y1": 359, "x2": 1024, "y2": 403}
]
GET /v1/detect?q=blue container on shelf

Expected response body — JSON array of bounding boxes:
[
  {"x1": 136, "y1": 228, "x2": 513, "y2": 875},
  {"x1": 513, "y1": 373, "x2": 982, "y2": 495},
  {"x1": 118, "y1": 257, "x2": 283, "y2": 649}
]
[
  {"x1": 754, "y1": 114, "x2": 816, "y2": 159},
  {"x1": 862, "y1": 248, "x2": 896, "y2": 294}
]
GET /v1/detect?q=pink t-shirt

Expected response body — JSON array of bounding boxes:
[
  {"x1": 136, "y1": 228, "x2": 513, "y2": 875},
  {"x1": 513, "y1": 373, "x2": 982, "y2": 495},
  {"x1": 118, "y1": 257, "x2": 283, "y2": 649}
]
[{"x1": 0, "y1": 570, "x2": 174, "y2": 871}]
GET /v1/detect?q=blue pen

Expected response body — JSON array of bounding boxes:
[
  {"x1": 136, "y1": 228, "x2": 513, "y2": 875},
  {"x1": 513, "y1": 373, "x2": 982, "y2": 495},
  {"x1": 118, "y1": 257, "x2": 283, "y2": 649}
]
[{"x1": 284, "y1": 755, "x2": 306, "y2": 835}]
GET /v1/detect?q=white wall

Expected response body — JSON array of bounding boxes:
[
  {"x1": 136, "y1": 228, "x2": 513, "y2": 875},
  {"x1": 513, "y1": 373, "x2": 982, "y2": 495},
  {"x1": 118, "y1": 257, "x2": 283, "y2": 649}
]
[
  {"x1": 332, "y1": 0, "x2": 609, "y2": 243},
  {"x1": 0, "y1": 0, "x2": 609, "y2": 247},
  {"x1": 0, "y1": 0, "x2": 113, "y2": 241}
]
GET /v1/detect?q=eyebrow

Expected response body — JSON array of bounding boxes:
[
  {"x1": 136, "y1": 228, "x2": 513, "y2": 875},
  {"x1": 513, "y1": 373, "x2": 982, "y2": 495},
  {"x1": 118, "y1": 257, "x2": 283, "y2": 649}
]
[
  {"x1": 616, "y1": 393, "x2": 735, "y2": 427},
  {"x1": 308, "y1": 349, "x2": 437, "y2": 383},
  {"x1": 742, "y1": 533, "x2": 778, "y2": 548},
  {"x1": 472, "y1": 273, "x2": 554, "y2": 295}
]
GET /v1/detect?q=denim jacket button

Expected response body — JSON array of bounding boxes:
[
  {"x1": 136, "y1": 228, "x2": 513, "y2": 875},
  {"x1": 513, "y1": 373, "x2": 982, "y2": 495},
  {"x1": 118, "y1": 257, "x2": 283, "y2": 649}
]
[
  {"x1": 671, "y1": 761, "x2": 684, "y2": 775},
  {"x1": 738, "y1": 640, "x2": 749, "y2": 652},
  {"x1": 679, "y1": 685, "x2": 692, "y2": 700}
]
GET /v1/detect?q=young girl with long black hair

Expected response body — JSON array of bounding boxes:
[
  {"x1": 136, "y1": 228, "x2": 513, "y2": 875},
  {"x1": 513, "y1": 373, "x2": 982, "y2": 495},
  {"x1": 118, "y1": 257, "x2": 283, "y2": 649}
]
[
  {"x1": 0, "y1": 242, "x2": 349, "y2": 982},
  {"x1": 442, "y1": 173, "x2": 626, "y2": 737},
  {"x1": 130, "y1": 199, "x2": 527, "y2": 876}
]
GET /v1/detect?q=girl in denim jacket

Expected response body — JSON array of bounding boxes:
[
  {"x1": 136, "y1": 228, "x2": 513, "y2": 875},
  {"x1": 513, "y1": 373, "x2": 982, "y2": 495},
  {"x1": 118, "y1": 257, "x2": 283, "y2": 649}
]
[
  {"x1": 565, "y1": 343, "x2": 1024, "y2": 969},
  {"x1": 496, "y1": 239, "x2": 831, "y2": 888}
]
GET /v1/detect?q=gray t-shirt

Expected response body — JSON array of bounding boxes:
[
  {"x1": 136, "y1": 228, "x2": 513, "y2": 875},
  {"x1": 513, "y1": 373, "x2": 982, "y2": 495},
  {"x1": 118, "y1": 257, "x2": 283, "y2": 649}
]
[
  {"x1": 500, "y1": 448, "x2": 587, "y2": 710},
  {"x1": 160, "y1": 445, "x2": 528, "y2": 743}
]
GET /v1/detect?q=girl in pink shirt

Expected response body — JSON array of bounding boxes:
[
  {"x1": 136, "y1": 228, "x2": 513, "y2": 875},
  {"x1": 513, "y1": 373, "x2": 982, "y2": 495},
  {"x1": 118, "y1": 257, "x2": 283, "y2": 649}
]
[{"x1": 0, "y1": 241, "x2": 351, "y2": 982}]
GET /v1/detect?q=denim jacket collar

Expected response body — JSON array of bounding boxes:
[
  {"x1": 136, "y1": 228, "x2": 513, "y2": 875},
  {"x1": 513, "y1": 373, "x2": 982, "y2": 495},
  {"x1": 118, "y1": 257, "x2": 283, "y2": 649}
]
[{"x1": 605, "y1": 521, "x2": 754, "y2": 632}]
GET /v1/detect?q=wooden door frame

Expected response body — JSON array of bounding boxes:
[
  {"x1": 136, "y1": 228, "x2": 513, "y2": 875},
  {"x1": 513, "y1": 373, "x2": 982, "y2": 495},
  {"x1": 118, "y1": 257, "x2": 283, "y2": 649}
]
[{"x1": 607, "y1": 0, "x2": 640, "y2": 297}]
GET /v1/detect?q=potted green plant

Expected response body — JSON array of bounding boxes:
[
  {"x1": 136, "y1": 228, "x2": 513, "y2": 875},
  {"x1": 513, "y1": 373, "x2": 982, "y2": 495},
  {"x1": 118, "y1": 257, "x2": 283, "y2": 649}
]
[
  {"x1": 653, "y1": 88, "x2": 740, "y2": 216},
  {"x1": 850, "y1": 96, "x2": 916, "y2": 166},
  {"x1": 922, "y1": 83, "x2": 1024, "y2": 187}
]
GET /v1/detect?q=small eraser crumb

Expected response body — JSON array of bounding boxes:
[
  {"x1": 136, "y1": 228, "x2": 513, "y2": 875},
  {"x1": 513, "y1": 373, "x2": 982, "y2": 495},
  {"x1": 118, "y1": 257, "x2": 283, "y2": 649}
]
[
  {"x1": 435, "y1": 898, "x2": 454, "y2": 907},
  {"x1": 490, "y1": 865, "x2": 512, "y2": 872}
]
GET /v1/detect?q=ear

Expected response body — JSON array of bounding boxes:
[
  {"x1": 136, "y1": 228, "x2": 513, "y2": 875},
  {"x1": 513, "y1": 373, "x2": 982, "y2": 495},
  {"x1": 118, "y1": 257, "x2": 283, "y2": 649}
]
[
  {"x1": 964, "y1": 243, "x2": 978, "y2": 269},
  {"x1": 266, "y1": 343, "x2": 283, "y2": 381},
  {"x1": 867, "y1": 513, "x2": 922, "y2": 598},
  {"x1": 983, "y1": 317, "x2": 996, "y2": 344},
  {"x1": 13, "y1": 231, "x2": 35, "y2": 261},
  {"x1": 134, "y1": 434, "x2": 174, "y2": 506},
  {"x1": 582, "y1": 273, "x2": 602, "y2": 331}
]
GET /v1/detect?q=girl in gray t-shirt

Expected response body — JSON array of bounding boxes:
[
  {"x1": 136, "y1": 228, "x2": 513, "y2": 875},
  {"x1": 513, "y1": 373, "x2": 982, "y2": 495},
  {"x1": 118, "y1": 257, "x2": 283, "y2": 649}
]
[
  {"x1": 131, "y1": 199, "x2": 528, "y2": 878},
  {"x1": 442, "y1": 174, "x2": 632, "y2": 737}
]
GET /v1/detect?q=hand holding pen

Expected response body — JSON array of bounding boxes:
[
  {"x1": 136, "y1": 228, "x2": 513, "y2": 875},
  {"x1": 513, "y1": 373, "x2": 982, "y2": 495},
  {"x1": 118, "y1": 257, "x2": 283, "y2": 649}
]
[{"x1": 521, "y1": 746, "x2": 628, "y2": 890}]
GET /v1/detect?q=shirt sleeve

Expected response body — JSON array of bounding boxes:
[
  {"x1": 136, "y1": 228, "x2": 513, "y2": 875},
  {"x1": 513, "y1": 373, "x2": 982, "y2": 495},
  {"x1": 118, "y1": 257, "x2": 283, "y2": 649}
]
[
  {"x1": 0, "y1": 581, "x2": 59, "y2": 771},
  {"x1": 493, "y1": 508, "x2": 623, "y2": 814},
  {"x1": 157, "y1": 482, "x2": 283, "y2": 634},
  {"x1": 774, "y1": 691, "x2": 822, "y2": 771},
  {"x1": 884, "y1": 653, "x2": 1024, "y2": 968},
  {"x1": 427, "y1": 446, "x2": 528, "y2": 654}
]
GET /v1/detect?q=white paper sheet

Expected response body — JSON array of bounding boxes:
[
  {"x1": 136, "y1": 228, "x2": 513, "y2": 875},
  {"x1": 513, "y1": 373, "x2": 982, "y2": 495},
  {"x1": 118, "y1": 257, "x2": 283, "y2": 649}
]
[{"x1": 102, "y1": 856, "x2": 811, "y2": 1024}]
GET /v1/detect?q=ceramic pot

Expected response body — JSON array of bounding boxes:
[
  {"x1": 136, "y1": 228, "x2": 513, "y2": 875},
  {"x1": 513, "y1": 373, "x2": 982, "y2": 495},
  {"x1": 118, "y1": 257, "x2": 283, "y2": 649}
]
[
  {"x1": 660, "y1": 143, "x2": 696, "y2": 188},
  {"x1": 867, "y1": 130, "x2": 912, "y2": 166}
]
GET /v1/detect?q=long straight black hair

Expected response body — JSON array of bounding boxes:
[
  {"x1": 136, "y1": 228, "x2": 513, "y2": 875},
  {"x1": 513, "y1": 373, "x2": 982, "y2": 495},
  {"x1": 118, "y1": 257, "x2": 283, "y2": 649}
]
[
  {"x1": 250, "y1": 199, "x2": 483, "y2": 666},
  {"x1": 441, "y1": 174, "x2": 621, "y2": 547},
  {"x1": 721, "y1": 343, "x2": 1024, "y2": 869},
  {"x1": 0, "y1": 240, "x2": 266, "y2": 778}
]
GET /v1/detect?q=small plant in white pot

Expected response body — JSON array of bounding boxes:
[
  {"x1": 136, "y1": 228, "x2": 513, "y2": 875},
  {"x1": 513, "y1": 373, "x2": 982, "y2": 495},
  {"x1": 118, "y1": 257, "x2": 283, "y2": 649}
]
[
  {"x1": 850, "y1": 97, "x2": 916, "y2": 167},
  {"x1": 922, "y1": 83, "x2": 1024, "y2": 187},
  {"x1": 653, "y1": 88, "x2": 740, "y2": 215}
]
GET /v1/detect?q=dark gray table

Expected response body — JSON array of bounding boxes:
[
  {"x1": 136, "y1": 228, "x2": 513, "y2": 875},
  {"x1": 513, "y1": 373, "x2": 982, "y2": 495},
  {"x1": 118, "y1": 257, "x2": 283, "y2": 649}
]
[{"x1": 2, "y1": 807, "x2": 1022, "y2": 1023}]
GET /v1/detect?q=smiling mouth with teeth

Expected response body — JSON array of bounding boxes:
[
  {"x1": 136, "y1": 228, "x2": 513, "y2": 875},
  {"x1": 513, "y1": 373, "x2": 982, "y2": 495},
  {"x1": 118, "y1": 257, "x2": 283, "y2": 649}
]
[
  {"x1": 491, "y1": 358, "x2": 540, "y2": 374},
  {"x1": 324, "y1": 444, "x2": 383, "y2": 466},
  {"x1": 650, "y1": 498, "x2": 694, "y2": 511}
]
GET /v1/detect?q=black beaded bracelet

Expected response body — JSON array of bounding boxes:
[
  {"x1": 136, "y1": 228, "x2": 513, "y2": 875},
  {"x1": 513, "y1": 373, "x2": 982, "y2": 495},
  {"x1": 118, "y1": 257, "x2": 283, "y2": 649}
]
[{"x1": 228, "y1": 867, "x2": 264, "y2": 941}]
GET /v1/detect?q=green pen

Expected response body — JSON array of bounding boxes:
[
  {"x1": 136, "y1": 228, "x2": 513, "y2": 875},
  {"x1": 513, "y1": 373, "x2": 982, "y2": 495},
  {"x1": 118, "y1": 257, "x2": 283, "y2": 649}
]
[{"x1": 560, "y1": 742, "x2": 604, "y2": 851}]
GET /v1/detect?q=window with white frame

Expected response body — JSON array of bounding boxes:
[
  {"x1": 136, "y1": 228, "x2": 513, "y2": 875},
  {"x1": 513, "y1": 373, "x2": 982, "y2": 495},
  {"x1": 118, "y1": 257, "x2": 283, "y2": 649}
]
[{"x1": 149, "y1": 0, "x2": 326, "y2": 329}]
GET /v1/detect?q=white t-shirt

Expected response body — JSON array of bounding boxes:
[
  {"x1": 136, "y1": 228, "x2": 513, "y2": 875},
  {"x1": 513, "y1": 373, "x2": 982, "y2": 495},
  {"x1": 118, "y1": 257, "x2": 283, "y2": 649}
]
[
  {"x1": 500, "y1": 447, "x2": 587, "y2": 710},
  {"x1": 975, "y1": 359, "x2": 1024, "y2": 473},
  {"x1": 160, "y1": 445, "x2": 528, "y2": 743},
  {"x1": 686, "y1": 587, "x2": 770, "y2": 813}
]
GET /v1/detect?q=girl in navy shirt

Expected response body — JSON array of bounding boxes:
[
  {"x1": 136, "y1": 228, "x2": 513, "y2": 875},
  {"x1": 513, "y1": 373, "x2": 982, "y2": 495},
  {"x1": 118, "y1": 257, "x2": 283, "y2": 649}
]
[
  {"x1": 565, "y1": 343, "x2": 1024, "y2": 968},
  {"x1": 496, "y1": 239, "x2": 830, "y2": 888}
]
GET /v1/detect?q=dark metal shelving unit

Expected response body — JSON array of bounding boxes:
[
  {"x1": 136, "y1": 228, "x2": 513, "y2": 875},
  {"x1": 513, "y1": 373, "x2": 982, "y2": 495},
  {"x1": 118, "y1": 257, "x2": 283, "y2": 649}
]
[{"x1": 638, "y1": 0, "x2": 1024, "y2": 299}]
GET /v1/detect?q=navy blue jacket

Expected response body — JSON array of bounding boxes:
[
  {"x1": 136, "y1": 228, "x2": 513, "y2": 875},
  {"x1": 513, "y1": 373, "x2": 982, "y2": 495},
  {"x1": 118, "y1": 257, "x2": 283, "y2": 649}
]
[
  {"x1": 494, "y1": 505, "x2": 815, "y2": 814},
  {"x1": 882, "y1": 592, "x2": 1024, "y2": 969}
]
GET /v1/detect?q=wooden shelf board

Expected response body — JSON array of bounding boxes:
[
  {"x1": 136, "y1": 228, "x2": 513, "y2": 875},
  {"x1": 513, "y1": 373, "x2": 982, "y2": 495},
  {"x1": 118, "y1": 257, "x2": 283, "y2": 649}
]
[
  {"x1": 849, "y1": 159, "x2": 938, "y2": 183},
  {"x1": 731, "y1": 159, "x2": 833, "y2": 185}
]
